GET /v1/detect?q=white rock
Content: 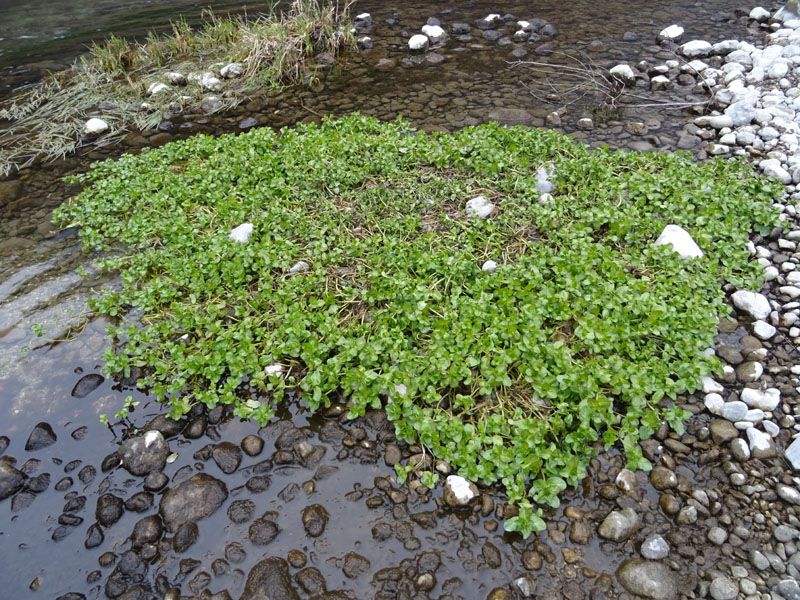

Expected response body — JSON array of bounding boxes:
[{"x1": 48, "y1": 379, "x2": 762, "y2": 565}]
[
  {"x1": 147, "y1": 82, "x2": 170, "y2": 96},
  {"x1": 731, "y1": 438, "x2": 751, "y2": 461},
  {"x1": 483, "y1": 13, "x2": 501, "y2": 25},
  {"x1": 481, "y1": 260, "x2": 497, "y2": 272},
  {"x1": 761, "y1": 158, "x2": 793, "y2": 183},
  {"x1": 753, "y1": 320, "x2": 777, "y2": 339},
  {"x1": 695, "y1": 114, "x2": 733, "y2": 129},
  {"x1": 786, "y1": 437, "x2": 800, "y2": 470},
  {"x1": 444, "y1": 475, "x2": 477, "y2": 504},
  {"x1": 144, "y1": 430, "x2": 162, "y2": 449},
  {"x1": 746, "y1": 427, "x2": 774, "y2": 453},
  {"x1": 725, "y1": 97, "x2": 757, "y2": 126},
  {"x1": 610, "y1": 64, "x2": 636, "y2": 84},
  {"x1": 701, "y1": 376, "x2": 724, "y2": 394},
  {"x1": 745, "y1": 408, "x2": 765, "y2": 422},
  {"x1": 705, "y1": 393, "x2": 725, "y2": 415},
  {"x1": 421, "y1": 24, "x2": 447, "y2": 43},
  {"x1": 650, "y1": 75, "x2": 671, "y2": 91},
  {"x1": 722, "y1": 401, "x2": 749, "y2": 422},
  {"x1": 741, "y1": 387, "x2": 781, "y2": 411},
  {"x1": 640, "y1": 534, "x2": 670, "y2": 560},
  {"x1": 679, "y1": 40, "x2": 713, "y2": 58},
  {"x1": 409, "y1": 34, "x2": 429, "y2": 51},
  {"x1": 750, "y1": 6, "x2": 771, "y2": 21},
  {"x1": 534, "y1": 164, "x2": 554, "y2": 193},
  {"x1": 264, "y1": 364, "x2": 284, "y2": 377},
  {"x1": 770, "y1": 61, "x2": 790, "y2": 79},
  {"x1": 659, "y1": 24, "x2": 684, "y2": 42},
  {"x1": 465, "y1": 195, "x2": 495, "y2": 218},
  {"x1": 220, "y1": 62, "x2": 244, "y2": 78},
  {"x1": 289, "y1": 261, "x2": 310, "y2": 273},
  {"x1": 778, "y1": 483, "x2": 800, "y2": 503},
  {"x1": 764, "y1": 420, "x2": 780, "y2": 436},
  {"x1": 229, "y1": 222, "x2": 254, "y2": 243},
  {"x1": 200, "y1": 72, "x2": 223, "y2": 91},
  {"x1": 654, "y1": 225, "x2": 703, "y2": 258},
  {"x1": 713, "y1": 39, "x2": 740, "y2": 55},
  {"x1": 708, "y1": 144, "x2": 730, "y2": 155},
  {"x1": 83, "y1": 118, "x2": 109, "y2": 135},
  {"x1": 731, "y1": 290, "x2": 772, "y2": 320},
  {"x1": 167, "y1": 72, "x2": 186, "y2": 85}
]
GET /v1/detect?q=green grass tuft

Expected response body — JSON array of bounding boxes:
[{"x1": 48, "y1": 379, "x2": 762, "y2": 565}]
[
  {"x1": 0, "y1": 0, "x2": 354, "y2": 175},
  {"x1": 54, "y1": 115, "x2": 781, "y2": 535}
]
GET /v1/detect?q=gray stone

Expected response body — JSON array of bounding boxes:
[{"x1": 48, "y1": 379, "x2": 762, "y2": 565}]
[
  {"x1": 617, "y1": 559, "x2": 678, "y2": 600},
  {"x1": 159, "y1": 473, "x2": 228, "y2": 532},
  {"x1": 120, "y1": 431, "x2": 169, "y2": 476},
  {"x1": 778, "y1": 578, "x2": 800, "y2": 600},
  {"x1": 776, "y1": 525, "x2": 800, "y2": 542},
  {"x1": 0, "y1": 463, "x2": 26, "y2": 500},
  {"x1": 641, "y1": 534, "x2": 670, "y2": 560},
  {"x1": 302, "y1": 504, "x2": 329, "y2": 537},
  {"x1": 240, "y1": 557, "x2": 300, "y2": 600},
  {"x1": 598, "y1": 508, "x2": 640, "y2": 542},
  {"x1": 778, "y1": 484, "x2": 800, "y2": 505},
  {"x1": 25, "y1": 422, "x2": 57, "y2": 451},
  {"x1": 650, "y1": 466, "x2": 677, "y2": 490},
  {"x1": 708, "y1": 526, "x2": 728, "y2": 545},
  {"x1": 709, "y1": 576, "x2": 738, "y2": 600}
]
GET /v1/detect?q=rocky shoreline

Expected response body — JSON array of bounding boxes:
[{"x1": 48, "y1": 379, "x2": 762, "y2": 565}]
[{"x1": 5, "y1": 2, "x2": 800, "y2": 600}]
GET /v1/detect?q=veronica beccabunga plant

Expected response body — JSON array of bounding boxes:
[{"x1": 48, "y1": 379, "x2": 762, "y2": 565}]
[{"x1": 55, "y1": 115, "x2": 780, "y2": 535}]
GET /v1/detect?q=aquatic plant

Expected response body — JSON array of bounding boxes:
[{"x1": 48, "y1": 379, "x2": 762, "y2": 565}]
[
  {"x1": 0, "y1": 0, "x2": 354, "y2": 175},
  {"x1": 55, "y1": 115, "x2": 780, "y2": 535}
]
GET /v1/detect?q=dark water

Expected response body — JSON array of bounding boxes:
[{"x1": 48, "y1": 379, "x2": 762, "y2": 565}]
[{"x1": 0, "y1": 0, "x2": 773, "y2": 598}]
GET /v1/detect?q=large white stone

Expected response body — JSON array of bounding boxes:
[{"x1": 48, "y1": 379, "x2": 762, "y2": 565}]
[
  {"x1": 654, "y1": 225, "x2": 703, "y2": 258},
  {"x1": 229, "y1": 222, "x2": 254, "y2": 243},
  {"x1": 741, "y1": 387, "x2": 781, "y2": 411},
  {"x1": 731, "y1": 290, "x2": 771, "y2": 320},
  {"x1": 465, "y1": 195, "x2": 495, "y2": 218},
  {"x1": 421, "y1": 24, "x2": 447, "y2": 43},
  {"x1": 679, "y1": 40, "x2": 713, "y2": 58},
  {"x1": 147, "y1": 82, "x2": 170, "y2": 96},
  {"x1": 609, "y1": 64, "x2": 635, "y2": 84},
  {"x1": 786, "y1": 437, "x2": 800, "y2": 470},
  {"x1": 659, "y1": 24, "x2": 684, "y2": 42},
  {"x1": 724, "y1": 98, "x2": 756, "y2": 126},
  {"x1": 750, "y1": 6, "x2": 771, "y2": 21},
  {"x1": 200, "y1": 72, "x2": 223, "y2": 91},
  {"x1": 444, "y1": 475, "x2": 477, "y2": 505},
  {"x1": 83, "y1": 118, "x2": 109, "y2": 135},
  {"x1": 220, "y1": 62, "x2": 244, "y2": 78},
  {"x1": 721, "y1": 400, "x2": 749, "y2": 422},
  {"x1": 701, "y1": 376, "x2": 724, "y2": 394},
  {"x1": 746, "y1": 427, "x2": 774, "y2": 453},
  {"x1": 753, "y1": 320, "x2": 777, "y2": 339},
  {"x1": 409, "y1": 34, "x2": 429, "y2": 51},
  {"x1": 705, "y1": 393, "x2": 725, "y2": 415},
  {"x1": 761, "y1": 158, "x2": 793, "y2": 183},
  {"x1": 167, "y1": 72, "x2": 186, "y2": 85}
]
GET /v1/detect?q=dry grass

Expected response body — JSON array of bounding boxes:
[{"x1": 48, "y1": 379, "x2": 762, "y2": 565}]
[{"x1": 0, "y1": 0, "x2": 354, "y2": 176}]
